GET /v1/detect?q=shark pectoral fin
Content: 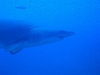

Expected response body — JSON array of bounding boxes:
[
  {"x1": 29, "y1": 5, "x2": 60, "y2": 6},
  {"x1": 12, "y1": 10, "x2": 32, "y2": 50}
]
[
  {"x1": 5, "y1": 42, "x2": 25, "y2": 54},
  {"x1": 10, "y1": 46, "x2": 23, "y2": 54}
]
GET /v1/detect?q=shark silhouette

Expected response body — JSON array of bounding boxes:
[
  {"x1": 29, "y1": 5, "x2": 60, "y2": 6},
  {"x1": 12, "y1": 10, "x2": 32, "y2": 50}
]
[{"x1": 0, "y1": 19, "x2": 75, "y2": 54}]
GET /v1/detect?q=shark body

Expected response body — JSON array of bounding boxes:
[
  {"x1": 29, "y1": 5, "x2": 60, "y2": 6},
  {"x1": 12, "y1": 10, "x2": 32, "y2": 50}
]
[{"x1": 0, "y1": 19, "x2": 75, "y2": 54}]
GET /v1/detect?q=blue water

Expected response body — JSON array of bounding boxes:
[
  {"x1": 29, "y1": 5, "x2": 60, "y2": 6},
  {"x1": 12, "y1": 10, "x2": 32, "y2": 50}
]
[{"x1": 0, "y1": 0, "x2": 100, "y2": 75}]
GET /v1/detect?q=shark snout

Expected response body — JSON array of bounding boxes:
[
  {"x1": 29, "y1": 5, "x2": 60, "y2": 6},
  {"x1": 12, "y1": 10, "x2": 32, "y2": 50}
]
[
  {"x1": 67, "y1": 32, "x2": 75, "y2": 36},
  {"x1": 58, "y1": 31, "x2": 75, "y2": 39}
]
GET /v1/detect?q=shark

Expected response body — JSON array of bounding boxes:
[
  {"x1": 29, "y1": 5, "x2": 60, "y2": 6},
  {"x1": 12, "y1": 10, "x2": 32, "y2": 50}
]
[{"x1": 0, "y1": 19, "x2": 75, "y2": 54}]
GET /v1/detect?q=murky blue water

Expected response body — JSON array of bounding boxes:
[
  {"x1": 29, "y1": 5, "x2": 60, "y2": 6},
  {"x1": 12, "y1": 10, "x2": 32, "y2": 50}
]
[{"x1": 0, "y1": 0, "x2": 100, "y2": 75}]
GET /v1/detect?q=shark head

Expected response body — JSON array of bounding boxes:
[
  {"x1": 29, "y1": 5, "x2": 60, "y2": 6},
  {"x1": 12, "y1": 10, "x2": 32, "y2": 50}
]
[{"x1": 28, "y1": 28, "x2": 75, "y2": 46}]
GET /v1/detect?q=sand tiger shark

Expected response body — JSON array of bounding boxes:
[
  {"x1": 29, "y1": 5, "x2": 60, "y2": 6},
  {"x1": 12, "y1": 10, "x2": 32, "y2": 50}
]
[{"x1": 0, "y1": 19, "x2": 75, "y2": 54}]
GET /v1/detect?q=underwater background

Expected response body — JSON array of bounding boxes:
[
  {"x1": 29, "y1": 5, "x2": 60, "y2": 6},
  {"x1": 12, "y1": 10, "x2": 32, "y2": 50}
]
[{"x1": 0, "y1": 0, "x2": 100, "y2": 75}]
